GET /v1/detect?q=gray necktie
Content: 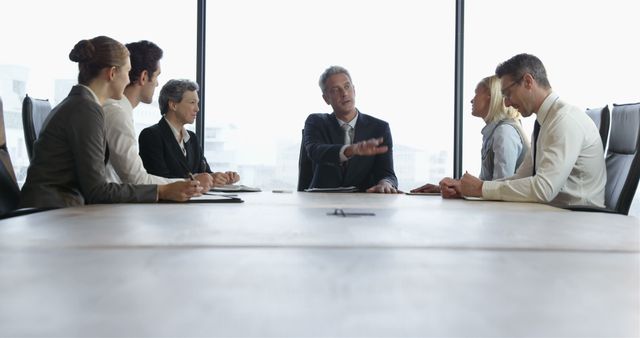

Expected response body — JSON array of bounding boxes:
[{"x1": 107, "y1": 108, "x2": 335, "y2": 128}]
[{"x1": 342, "y1": 124, "x2": 354, "y2": 145}]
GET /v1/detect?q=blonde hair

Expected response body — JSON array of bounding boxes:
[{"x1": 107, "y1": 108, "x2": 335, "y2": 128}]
[{"x1": 480, "y1": 75, "x2": 521, "y2": 123}]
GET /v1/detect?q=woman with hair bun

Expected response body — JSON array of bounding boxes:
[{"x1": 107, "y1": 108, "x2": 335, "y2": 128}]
[{"x1": 20, "y1": 36, "x2": 201, "y2": 208}]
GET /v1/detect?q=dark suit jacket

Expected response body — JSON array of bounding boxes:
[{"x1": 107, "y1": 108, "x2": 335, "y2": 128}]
[
  {"x1": 303, "y1": 110, "x2": 397, "y2": 191},
  {"x1": 138, "y1": 118, "x2": 212, "y2": 179},
  {"x1": 19, "y1": 86, "x2": 157, "y2": 208}
]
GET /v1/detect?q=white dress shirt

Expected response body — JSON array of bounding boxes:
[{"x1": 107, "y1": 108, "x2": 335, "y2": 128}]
[
  {"x1": 164, "y1": 116, "x2": 191, "y2": 157},
  {"x1": 103, "y1": 97, "x2": 180, "y2": 184},
  {"x1": 482, "y1": 92, "x2": 606, "y2": 208}
]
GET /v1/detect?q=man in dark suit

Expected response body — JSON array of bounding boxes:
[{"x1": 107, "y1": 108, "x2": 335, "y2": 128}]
[
  {"x1": 138, "y1": 79, "x2": 240, "y2": 186},
  {"x1": 303, "y1": 66, "x2": 398, "y2": 193}
]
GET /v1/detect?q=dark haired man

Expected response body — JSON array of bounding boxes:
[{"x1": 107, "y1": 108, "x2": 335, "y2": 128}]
[
  {"x1": 445, "y1": 53, "x2": 605, "y2": 207},
  {"x1": 103, "y1": 40, "x2": 213, "y2": 190}
]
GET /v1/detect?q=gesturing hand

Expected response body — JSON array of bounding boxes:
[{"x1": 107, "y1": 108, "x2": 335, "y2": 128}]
[{"x1": 346, "y1": 137, "x2": 388, "y2": 157}]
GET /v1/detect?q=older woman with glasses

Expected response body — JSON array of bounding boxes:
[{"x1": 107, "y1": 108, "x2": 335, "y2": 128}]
[{"x1": 411, "y1": 75, "x2": 529, "y2": 195}]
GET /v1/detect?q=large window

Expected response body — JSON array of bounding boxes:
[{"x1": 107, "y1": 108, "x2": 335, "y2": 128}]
[
  {"x1": 0, "y1": 0, "x2": 197, "y2": 183},
  {"x1": 464, "y1": 0, "x2": 640, "y2": 215},
  {"x1": 205, "y1": 0, "x2": 455, "y2": 191}
]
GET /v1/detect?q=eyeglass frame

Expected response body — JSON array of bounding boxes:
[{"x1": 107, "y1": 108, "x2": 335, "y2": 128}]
[{"x1": 501, "y1": 75, "x2": 525, "y2": 101}]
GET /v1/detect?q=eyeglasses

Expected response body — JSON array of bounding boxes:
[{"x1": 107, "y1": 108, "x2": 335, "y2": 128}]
[{"x1": 501, "y1": 75, "x2": 524, "y2": 101}]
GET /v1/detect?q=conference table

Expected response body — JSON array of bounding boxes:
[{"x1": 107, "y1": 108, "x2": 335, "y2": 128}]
[{"x1": 0, "y1": 192, "x2": 638, "y2": 337}]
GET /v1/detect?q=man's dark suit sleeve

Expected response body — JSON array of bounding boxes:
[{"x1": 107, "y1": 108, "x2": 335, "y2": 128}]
[
  {"x1": 303, "y1": 114, "x2": 342, "y2": 166},
  {"x1": 372, "y1": 122, "x2": 398, "y2": 188},
  {"x1": 139, "y1": 127, "x2": 174, "y2": 178}
]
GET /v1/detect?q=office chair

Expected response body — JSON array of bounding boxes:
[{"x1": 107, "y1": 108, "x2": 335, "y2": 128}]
[
  {"x1": 22, "y1": 94, "x2": 52, "y2": 161},
  {"x1": 297, "y1": 129, "x2": 313, "y2": 191},
  {"x1": 0, "y1": 96, "x2": 53, "y2": 219},
  {"x1": 0, "y1": 96, "x2": 22, "y2": 217},
  {"x1": 585, "y1": 105, "x2": 610, "y2": 151},
  {"x1": 568, "y1": 102, "x2": 640, "y2": 215},
  {"x1": 603, "y1": 103, "x2": 640, "y2": 214}
]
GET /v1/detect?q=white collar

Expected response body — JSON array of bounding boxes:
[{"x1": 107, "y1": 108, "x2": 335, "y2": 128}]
[
  {"x1": 337, "y1": 112, "x2": 359, "y2": 129},
  {"x1": 164, "y1": 116, "x2": 191, "y2": 144},
  {"x1": 78, "y1": 84, "x2": 100, "y2": 104}
]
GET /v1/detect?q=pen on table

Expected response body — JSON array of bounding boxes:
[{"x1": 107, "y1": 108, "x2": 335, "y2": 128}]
[{"x1": 272, "y1": 189, "x2": 292, "y2": 193}]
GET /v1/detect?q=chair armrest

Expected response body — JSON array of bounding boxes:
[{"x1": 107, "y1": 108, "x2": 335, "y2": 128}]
[{"x1": 563, "y1": 206, "x2": 620, "y2": 214}]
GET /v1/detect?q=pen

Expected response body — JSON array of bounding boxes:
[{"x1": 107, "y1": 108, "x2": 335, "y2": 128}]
[{"x1": 272, "y1": 190, "x2": 292, "y2": 193}]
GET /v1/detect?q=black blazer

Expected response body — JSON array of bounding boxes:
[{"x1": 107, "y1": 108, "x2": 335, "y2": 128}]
[
  {"x1": 138, "y1": 118, "x2": 211, "y2": 179},
  {"x1": 303, "y1": 111, "x2": 397, "y2": 191}
]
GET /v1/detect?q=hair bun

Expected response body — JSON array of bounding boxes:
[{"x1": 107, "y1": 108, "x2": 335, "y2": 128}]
[{"x1": 69, "y1": 39, "x2": 96, "y2": 63}]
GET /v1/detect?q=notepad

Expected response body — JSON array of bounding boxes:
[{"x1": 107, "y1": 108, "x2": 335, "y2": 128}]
[
  {"x1": 462, "y1": 196, "x2": 484, "y2": 201},
  {"x1": 210, "y1": 184, "x2": 261, "y2": 193},
  {"x1": 304, "y1": 186, "x2": 359, "y2": 193},
  {"x1": 168, "y1": 194, "x2": 244, "y2": 203},
  {"x1": 405, "y1": 192, "x2": 441, "y2": 196}
]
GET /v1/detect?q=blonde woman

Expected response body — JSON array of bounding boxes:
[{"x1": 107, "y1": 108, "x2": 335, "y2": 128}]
[{"x1": 411, "y1": 75, "x2": 529, "y2": 194}]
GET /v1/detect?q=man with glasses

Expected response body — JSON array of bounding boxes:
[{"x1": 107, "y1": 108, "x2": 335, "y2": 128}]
[{"x1": 445, "y1": 53, "x2": 606, "y2": 207}]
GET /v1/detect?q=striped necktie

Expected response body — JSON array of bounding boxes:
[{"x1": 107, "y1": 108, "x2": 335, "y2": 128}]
[{"x1": 341, "y1": 124, "x2": 354, "y2": 145}]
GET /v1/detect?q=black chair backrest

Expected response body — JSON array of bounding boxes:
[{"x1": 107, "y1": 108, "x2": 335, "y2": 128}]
[
  {"x1": 0, "y1": 97, "x2": 21, "y2": 216},
  {"x1": 586, "y1": 105, "x2": 610, "y2": 151},
  {"x1": 605, "y1": 103, "x2": 640, "y2": 214},
  {"x1": 297, "y1": 129, "x2": 313, "y2": 191},
  {"x1": 22, "y1": 95, "x2": 52, "y2": 161}
]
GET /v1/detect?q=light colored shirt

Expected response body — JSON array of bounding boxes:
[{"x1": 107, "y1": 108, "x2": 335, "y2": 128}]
[
  {"x1": 337, "y1": 113, "x2": 358, "y2": 162},
  {"x1": 103, "y1": 97, "x2": 180, "y2": 185},
  {"x1": 479, "y1": 118, "x2": 529, "y2": 180},
  {"x1": 482, "y1": 92, "x2": 606, "y2": 208},
  {"x1": 164, "y1": 117, "x2": 190, "y2": 157}
]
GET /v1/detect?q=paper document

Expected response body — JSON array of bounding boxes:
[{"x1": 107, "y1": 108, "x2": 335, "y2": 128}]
[
  {"x1": 462, "y1": 196, "x2": 484, "y2": 201},
  {"x1": 181, "y1": 194, "x2": 244, "y2": 203},
  {"x1": 211, "y1": 184, "x2": 261, "y2": 193},
  {"x1": 304, "y1": 186, "x2": 358, "y2": 193},
  {"x1": 405, "y1": 192, "x2": 441, "y2": 196}
]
